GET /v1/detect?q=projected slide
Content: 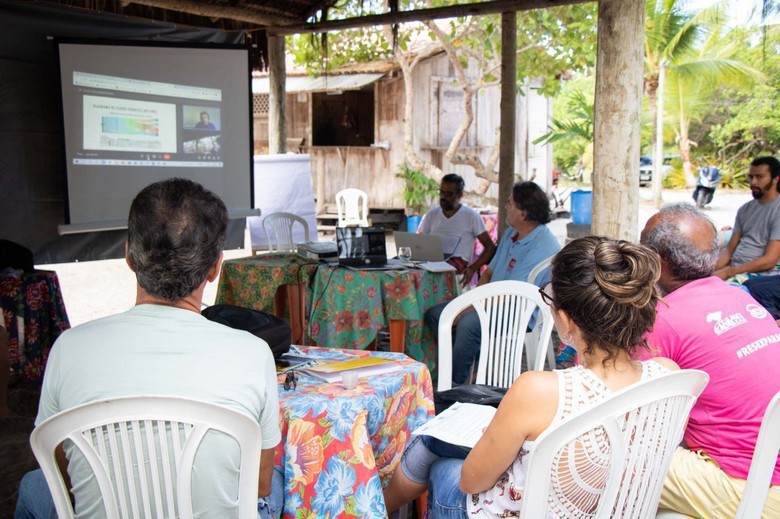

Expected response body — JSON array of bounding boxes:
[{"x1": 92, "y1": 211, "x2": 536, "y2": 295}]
[
  {"x1": 83, "y1": 95, "x2": 176, "y2": 152},
  {"x1": 58, "y1": 42, "x2": 252, "y2": 229}
]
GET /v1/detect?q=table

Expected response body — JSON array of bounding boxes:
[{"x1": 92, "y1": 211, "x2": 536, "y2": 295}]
[
  {"x1": 307, "y1": 266, "x2": 457, "y2": 377},
  {"x1": 0, "y1": 269, "x2": 70, "y2": 385},
  {"x1": 215, "y1": 254, "x2": 319, "y2": 344},
  {"x1": 275, "y1": 346, "x2": 434, "y2": 518}
]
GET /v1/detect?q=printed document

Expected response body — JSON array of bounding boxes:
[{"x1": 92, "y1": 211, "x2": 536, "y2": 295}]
[{"x1": 412, "y1": 402, "x2": 497, "y2": 448}]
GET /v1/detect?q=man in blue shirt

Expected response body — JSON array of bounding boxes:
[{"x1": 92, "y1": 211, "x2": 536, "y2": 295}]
[{"x1": 425, "y1": 181, "x2": 561, "y2": 384}]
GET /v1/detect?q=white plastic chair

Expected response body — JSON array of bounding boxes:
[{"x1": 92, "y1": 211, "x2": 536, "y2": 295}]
[
  {"x1": 735, "y1": 391, "x2": 780, "y2": 519},
  {"x1": 526, "y1": 255, "x2": 556, "y2": 369},
  {"x1": 521, "y1": 370, "x2": 709, "y2": 519},
  {"x1": 437, "y1": 280, "x2": 554, "y2": 391},
  {"x1": 656, "y1": 390, "x2": 780, "y2": 519},
  {"x1": 335, "y1": 188, "x2": 369, "y2": 227},
  {"x1": 30, "y1": 396, "x2": 262, "y2": 519},
  {"x1": 262, "y1": 211, "x2": 310, "y2": 253},
  {"x1": 527, "y1": 255, "x2": 554, "y2": 286}
]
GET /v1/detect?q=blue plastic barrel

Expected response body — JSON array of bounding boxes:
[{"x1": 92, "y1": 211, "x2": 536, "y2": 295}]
[
  {"x1": 570, "y1": 190, "x2": 593, "y2": 225},
  {"x1": 406, "y1": 215, "x2": 423, "y2": 233}
]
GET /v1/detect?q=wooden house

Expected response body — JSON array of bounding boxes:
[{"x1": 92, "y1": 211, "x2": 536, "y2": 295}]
[{"x1": 252, "y1": 49, "x2": 553, "y2": 228}]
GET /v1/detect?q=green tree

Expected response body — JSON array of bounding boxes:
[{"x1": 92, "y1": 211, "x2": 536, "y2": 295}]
[
  {"x1": 661, "y1": 9, "x2": 763, "y2": 184},
  {"x1": 644, "y1": 0, "x2": 761, "y2": 197},
  {"x1": 534, "y1": 78, "x2": 594, "y2": 179},
  {"x1": 708, "y1": 25, "x2": 780, "y2": 161}
]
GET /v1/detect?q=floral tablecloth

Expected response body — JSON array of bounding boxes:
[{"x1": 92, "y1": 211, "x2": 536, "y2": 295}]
[
  {"x1": 275, "y1": 346, "x2": 434, "y2": 518},
  {"x1": 216, "y1": 253, "x2": 319, "y2": 312},
  {"x1": 308, "y1": 266, "x2": 457, "y2": 377},
  {"x1": 0, "y1": 269, "x2": 70, "y2": 385}
]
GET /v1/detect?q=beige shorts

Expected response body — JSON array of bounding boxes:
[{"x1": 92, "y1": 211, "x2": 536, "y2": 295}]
[{"x1": 659, "y1": 447, "x2": 780, "y2": 518}]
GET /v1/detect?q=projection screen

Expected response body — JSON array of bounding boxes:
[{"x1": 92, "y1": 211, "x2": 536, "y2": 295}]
[{"x1": 57, "y1": 41, "x2": 254, "y2": 233}]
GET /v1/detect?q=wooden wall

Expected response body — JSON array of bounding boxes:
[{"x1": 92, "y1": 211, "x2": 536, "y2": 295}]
[{"x1": 252, "y1": 53, "x2": 553, "y2": 214}]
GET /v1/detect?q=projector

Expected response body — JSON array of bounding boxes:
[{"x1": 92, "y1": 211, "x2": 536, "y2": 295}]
[{"x1": 297, "y1": 241, "x2": 338, "y2": 261}]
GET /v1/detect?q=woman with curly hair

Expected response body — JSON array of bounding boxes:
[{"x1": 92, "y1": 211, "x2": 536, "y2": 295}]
[{"x1": 384, "y1": 236, "x2": 679, "y2": 518}]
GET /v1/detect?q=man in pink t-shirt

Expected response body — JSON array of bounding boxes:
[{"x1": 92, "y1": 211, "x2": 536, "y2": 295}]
[{"x1": 640, "y1": 203, "x2": 780, "y2": 518}]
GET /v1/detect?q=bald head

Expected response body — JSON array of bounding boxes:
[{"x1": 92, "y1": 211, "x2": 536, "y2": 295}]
[{"x1": 640, "y1": 203, "x2": 719, "y2": 292}]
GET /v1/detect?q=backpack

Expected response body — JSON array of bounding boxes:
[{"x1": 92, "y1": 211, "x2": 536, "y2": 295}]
[{"x1": 201, "y1": 304, "x2": 291, "y2": 359}]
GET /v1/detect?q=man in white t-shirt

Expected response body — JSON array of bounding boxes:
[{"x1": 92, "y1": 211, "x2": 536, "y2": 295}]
[
  {"x1": 16, "y1": 179, "x2": 283, "y2": 518},
  {"x1": 715, "y1": 156, "x2": 780, "y2": 281},
  {"x1": 419, "y1": 173, "x2": 496, "y2": 287}
]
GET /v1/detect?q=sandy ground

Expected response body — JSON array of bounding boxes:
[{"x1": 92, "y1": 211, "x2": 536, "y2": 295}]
[{"x1": 43, "y1": 188, "x2": 751, "y2": 327}]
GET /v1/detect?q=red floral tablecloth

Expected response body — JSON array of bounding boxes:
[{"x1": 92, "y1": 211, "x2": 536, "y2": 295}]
[
  {"x1": 275, "y1": 346, "x2": 434, "y2": 518},
  {"x1": 0, "y1": 269, "x2": 70, "y2": 385},
  {"x1": 307, "y1": 266, "x2": 457, "y2": 377}
]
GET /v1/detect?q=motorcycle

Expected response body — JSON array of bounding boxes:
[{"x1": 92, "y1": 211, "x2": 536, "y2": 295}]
[{"x1": 692, "y1": 166, "x2": 722, "y2": 208}]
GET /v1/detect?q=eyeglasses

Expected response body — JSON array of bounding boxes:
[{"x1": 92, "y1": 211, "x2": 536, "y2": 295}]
[
  {"x1": 283, "y1": 371, "x2": 298, "y2": 391},
  {"x1": 438, "y1": 189, "x2": 458, "y2": 197},
  {"x1": 538, "y1": 282, "x2": 555, "y2": 307}
]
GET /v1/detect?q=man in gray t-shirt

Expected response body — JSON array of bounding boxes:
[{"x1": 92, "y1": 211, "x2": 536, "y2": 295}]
[{"x1": 715, "y1": 156, "x2": 780, "y2": 279}]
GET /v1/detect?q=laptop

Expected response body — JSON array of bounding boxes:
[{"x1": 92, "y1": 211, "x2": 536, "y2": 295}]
[
  {"x1": 336, "y1": 227, "x2": 388, "y2": 267},
  {"x1": 394, "y1": 231, "x2": 460, "y2": 261}
]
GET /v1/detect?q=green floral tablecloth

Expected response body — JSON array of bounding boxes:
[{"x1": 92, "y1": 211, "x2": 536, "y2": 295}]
[
  {"x1": 308, "y1": 266, "x2": 457, "y2": 377},
  {"x1": 215, "y1": 254, "x2": 318, "y2": 312}
]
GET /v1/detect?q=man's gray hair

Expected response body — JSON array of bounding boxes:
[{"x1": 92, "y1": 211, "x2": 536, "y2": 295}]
[{"x1": 643, "y1": 203, "x2": 719, "y2": 280}]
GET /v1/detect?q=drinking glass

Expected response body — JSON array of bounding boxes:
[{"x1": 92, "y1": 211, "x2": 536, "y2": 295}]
[{"x1": 398, "y1": 247, "x2": 412, "y2": 262}]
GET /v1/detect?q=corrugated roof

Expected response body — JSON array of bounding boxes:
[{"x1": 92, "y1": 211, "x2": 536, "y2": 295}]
[{"x1": 252, "y1": 73, "x2": 385, "y2": 94}]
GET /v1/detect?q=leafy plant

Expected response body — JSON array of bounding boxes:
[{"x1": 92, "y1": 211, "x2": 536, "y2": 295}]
[
  {"x1": 719, "y1": 162, "x2": 749, "y2": 189},
  {"x1": 662, "y1": 167, "x2": 687, "y2": 189},
  {"x1": 396, "y1": 163, "x2": 439, "y2": 215}
]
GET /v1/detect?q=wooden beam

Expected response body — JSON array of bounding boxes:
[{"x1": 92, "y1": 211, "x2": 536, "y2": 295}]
[
  {"x1": 125, "y1": 0, "x2": 298, "y2": 27},
  {"x1": 268, "y1": 34, "x2": 287, "y2": 154},
  {"x1": 497, "y1": 10, "x2": 517, "y2": 238},
  {"x1": 270, "y1": 0, "x2": 592, "y2": 35},
  {"x1": 591, "y1": 0, "x2": 645, "y2": 240}
]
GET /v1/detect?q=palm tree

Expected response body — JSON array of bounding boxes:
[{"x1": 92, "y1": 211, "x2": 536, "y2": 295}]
[
  {"x1": 645, "y1": 0, "x2": 764, "y2": 202},
  {"x1": 664, "y1": 14, "x2": 763, "y2": 185}
]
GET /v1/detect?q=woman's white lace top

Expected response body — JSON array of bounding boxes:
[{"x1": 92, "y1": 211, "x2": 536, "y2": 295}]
[{"x1": 466, "y1": 361, "x2": 670, "y2": 518}]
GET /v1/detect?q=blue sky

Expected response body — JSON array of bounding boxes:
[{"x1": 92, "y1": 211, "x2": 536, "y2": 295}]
[{"x1": 681, "y1": 0, "x2": 779, "y2": 26}]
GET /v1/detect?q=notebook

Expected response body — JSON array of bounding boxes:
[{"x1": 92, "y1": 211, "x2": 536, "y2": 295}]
[
  {"x1": 394, "y1": 231, "x2": 459, "y2": 261},
  {"x1": 336, "y1": 226, "x2": 388, "y2": 267}
]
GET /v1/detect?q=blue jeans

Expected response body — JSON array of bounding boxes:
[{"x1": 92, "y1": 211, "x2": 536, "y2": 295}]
[
  {"x1": 425, "y1": 303, "x2": 481, "y2": 384},
  {"x1": 15, "y1": 467, "x2": 285, "y2": 519},
  {"x1": 400, "y1": 436, "x2": 469, "y2": 519}
]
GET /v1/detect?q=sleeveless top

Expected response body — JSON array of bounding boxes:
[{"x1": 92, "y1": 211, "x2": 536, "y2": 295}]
[{"x1": 466, "y1": 361, "x2": 670, "y2": 518}]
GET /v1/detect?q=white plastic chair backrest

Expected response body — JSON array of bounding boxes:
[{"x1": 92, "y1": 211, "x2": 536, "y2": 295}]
[
  {"x1": 527, "y1": 255, "x2": 554, "y2": 286},
  {"x1": 29, "y1": 396, "x2": 262, "y2": 519},
  {"x1": 437, "y1": 280, "x2": 553, "y2": 391},
  {"x1": 524, "y1": 255, "x2": 557, "y2": 369},
  {"x1": 335, "y1": 188, "x2": 369, "y2": 227},
  {"x1": 262, "y1": 211, "x2": 310, "y2": 253},
  {"x1": 734, "y1": 391, "x2": 780, "y2": 519},
  {"x1": 521, "y1": 370, "x2": 709, "y2": 519}
]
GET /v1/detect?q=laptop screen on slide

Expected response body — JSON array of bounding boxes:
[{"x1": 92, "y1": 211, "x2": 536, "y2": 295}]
[{"x1": 336, "y1": 227, "x2": 388, "y2": 266}]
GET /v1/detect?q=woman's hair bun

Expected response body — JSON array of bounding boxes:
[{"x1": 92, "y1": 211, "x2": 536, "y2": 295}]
[{"x1": 592, "y1": 240, "x2": 661, "y2": 308}]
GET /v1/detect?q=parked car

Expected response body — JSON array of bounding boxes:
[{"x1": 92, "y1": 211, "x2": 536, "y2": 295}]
[{"x1": 639, "y1": 155, "x2": 676, "y2": 186}]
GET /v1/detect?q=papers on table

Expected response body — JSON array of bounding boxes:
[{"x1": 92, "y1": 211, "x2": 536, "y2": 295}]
[
  {"x1": 301, "y1": 356, "x2": 402, "y2": 383},
  {"x1": 417, "y1": 261, "x2": 456, "y2": 273},
  {"x1": 412, "y1": 402, "x2": 497, "y2": 448}
]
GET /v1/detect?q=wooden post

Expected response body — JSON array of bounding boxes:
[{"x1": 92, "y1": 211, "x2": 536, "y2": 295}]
[
  {"x1": 498, "y1": 11, "x2": 517, "y2": 238},
  {"x1": 592, "y1": 0, "x2": 645, "y2": 240},
  {"x1": 268, "y1": 34, "x2": 287, "y2": 154}
]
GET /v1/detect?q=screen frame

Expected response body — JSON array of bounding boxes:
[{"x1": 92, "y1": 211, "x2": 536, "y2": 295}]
[{"x1": 54, "y1": 37, "x2": 256, "y2": 234}]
